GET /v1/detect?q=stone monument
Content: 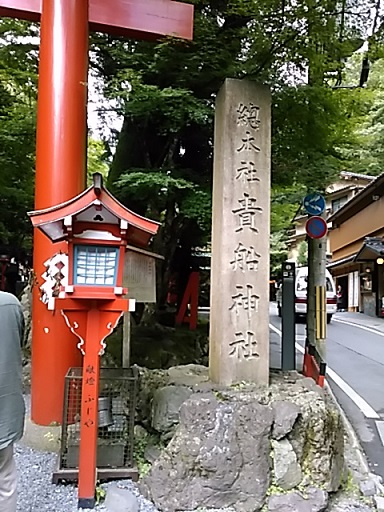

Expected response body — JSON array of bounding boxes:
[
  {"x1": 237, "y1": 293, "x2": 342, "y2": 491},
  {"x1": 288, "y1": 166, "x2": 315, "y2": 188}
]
[{"x1": 209, "y1": 79, "x2": 271, "y2": 385}]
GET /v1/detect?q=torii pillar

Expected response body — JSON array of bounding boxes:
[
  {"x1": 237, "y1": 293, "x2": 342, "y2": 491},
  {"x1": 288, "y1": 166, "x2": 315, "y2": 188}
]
[{"x1": 0, "y1": 0, "x2": 193, "y2": 425}]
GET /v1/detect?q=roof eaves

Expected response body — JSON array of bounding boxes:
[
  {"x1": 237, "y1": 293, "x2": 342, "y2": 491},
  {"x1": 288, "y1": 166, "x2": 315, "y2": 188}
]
[
  {"x1": 327, "y1": 172, "x2": 384, "y2": 224},
  {"x1": 340, "y1": 171, "x2": 377, "y2": 181}
]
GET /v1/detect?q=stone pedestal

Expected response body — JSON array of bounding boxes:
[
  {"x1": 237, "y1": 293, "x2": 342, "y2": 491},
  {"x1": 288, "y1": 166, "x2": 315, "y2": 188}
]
[{"x1": 209, "y1": 79, "x2": 271, "y2": 385}]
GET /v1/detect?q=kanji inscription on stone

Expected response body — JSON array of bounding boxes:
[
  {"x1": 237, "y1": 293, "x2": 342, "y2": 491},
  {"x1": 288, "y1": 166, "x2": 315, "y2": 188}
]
[
  {"x1": 236, "y1": 131, "x2": 260, "y2": 153},
  {"x1": 232, "y1": 193, "x2": 262, "y2": 233},
  {"x1": 229, "y1": 330, "x2": 259, "y2": 360},
  {"x1": 229, "y1": 284, "x2": 260, "y2": 319},
  {"x1": 230, "y1": 243, "x2": 260, "y2": 272},
  {"x1": 237, "y1": 103, "x2": 261, "y2": 131},
  {"x1": 235, "y1": 161, "x2": 260, "y2": 183}
]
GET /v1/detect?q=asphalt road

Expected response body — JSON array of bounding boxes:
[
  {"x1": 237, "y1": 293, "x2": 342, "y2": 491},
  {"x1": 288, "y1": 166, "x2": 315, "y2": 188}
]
[{"x1": 269, "y1": 304, "x2": 384, "y2": 479}]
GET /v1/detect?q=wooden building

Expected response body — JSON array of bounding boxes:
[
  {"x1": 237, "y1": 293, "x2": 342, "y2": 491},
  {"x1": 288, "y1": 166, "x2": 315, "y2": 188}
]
[{"x1": 328, "y1": 173, "x2": 384, "y2": 317}]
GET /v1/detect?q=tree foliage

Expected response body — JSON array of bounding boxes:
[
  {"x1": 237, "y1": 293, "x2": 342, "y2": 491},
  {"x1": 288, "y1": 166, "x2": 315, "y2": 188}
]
[
  {"x1": 0, "y1": 20, "x2": 38, "y2": 252},
  {"x1": 339, "y1": 58, "x2": 384, "y2": 175}
]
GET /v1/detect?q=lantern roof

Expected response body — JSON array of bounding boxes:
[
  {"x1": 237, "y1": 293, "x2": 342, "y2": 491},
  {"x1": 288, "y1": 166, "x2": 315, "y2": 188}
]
[{"x1": 28, "y1": 173, "x2": 160, "y2": 247}]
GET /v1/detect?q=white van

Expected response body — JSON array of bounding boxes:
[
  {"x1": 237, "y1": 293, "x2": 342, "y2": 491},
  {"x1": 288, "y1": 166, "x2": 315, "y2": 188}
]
[{"x1": 276, "y1": 266, "x2": 337, "y2": 324}]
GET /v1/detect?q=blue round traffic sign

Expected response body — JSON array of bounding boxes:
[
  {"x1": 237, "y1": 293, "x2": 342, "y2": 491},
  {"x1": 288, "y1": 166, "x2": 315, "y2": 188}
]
[
  {"x1": 305, "y1": 216, "x2": 328, "y2": 239},
  {"x1": 303, "y1": 193, "x2": 326, "y2": 216}
]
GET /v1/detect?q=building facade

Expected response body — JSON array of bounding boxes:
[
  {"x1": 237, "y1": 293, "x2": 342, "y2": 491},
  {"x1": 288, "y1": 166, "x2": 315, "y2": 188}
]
[{"x1": 328, "y1": 173, "x2": 384, "y2": 317}]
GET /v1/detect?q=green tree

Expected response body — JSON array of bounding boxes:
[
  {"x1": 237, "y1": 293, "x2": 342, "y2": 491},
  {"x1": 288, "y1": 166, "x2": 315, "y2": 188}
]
[
  {"x1": 297, "y1": 241, "x2": 308, "y2": 266},
  {"x1": 87, "y1": 137, "x2": 110, "y2": 185},
  {"x1": 0, "y1": 19, "x2": 38, "y2": 252},
  {"x1": 341, "y1": 58, "x2": 384, "y2": 175}
]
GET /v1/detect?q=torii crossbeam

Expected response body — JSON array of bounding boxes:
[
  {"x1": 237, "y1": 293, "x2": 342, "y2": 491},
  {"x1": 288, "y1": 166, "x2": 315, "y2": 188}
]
[
  {"x1": 0, "y1": 0, "x2": 193, "y2": 426},
  {"x1": 0, "y1": 0, "x2": 194, "y2": 40}
]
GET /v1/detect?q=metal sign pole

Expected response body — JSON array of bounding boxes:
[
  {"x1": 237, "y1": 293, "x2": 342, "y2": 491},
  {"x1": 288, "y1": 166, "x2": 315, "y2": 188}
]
[
  {"x1": 282, "y1": 261, "x2": 296, "y2": 371},
  {"x1": 303, "y1": 194, "x2": 327, "y2": 358}
]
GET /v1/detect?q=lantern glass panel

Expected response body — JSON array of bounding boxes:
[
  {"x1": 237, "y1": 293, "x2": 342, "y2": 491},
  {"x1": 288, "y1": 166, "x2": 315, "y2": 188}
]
[{"x1": 74, "y1": 245, "x2": 118, "y2": 286}]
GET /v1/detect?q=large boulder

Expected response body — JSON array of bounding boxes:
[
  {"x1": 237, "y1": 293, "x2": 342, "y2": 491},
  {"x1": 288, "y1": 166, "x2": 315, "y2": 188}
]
[
  {"x1": 139, "y1": 370, "x2": 346, "y2": 512},
  {"x1": 268, "y1": 373, "x2": 345, "y2": 492},
  {"x1": 286, "y1": 389, "x2": 344, "y2": 492},
  {"x1": 140, "y1": 393, "x2": 274, "y2": 512}
]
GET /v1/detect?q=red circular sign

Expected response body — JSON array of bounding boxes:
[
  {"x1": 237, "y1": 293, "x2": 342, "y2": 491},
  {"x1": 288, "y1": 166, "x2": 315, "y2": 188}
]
[{"x1": 305, "y1": 216, "x2": 328, "y2": 239}]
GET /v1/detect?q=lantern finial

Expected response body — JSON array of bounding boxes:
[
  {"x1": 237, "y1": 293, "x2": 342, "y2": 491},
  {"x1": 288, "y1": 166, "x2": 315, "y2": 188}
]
[{"x1": 93, "y1": 173, "x2": 103, "y2": 197}]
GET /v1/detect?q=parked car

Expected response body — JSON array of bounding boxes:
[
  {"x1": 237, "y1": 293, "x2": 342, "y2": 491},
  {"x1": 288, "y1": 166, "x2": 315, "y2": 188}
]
[{"x1": 276, "y1": 266, "x2": 337, "y2": 324}]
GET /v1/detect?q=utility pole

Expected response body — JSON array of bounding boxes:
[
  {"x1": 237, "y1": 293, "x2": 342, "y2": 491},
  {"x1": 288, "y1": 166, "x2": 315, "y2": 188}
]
[
  {"x1": 307, "y1": 236, "x2": 315, "y2": 346},
  {"x1": 303, "y1": 193, "x2": 328, "y2": 361},
  {"x1": 307, "y1": 232, "x2": 327, "y2": 359}
]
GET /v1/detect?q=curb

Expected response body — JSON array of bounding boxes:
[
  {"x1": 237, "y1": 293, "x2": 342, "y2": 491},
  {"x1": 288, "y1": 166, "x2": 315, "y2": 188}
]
[{"x1": 333, "y1": 317, "x2": 384, "y2": 336}]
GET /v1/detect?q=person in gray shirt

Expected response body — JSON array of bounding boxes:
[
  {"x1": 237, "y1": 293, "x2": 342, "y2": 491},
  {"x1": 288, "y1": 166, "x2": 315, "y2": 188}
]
[{"x1": 0, "y1": 292, "x2": 25, "y2": 512}]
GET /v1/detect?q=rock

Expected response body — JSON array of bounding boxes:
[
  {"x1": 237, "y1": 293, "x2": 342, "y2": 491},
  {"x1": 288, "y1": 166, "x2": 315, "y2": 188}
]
[
  {"x1": 22, "y1": 362, "x2": 32, "y2": 393},
  {"x1": 328, "y1": 499, "x2": 375, "y2": 512},
  {"x1": 301, "y1": 377, "x2": 324, "y2": 392},
  {"x1": 369, "y1": 471, "x2": 383, "y2": 484},
  {"x1": 307, "y1": 487, "x2": 329, "y2": 512},
  {"x1": 375, "y1": 495, "x2": 384, "y2": 512},
  {"x1": 288, "y1": 398, "x2": 344, "y2": 492},
  {"x1": 359, "y1": 478, "x2": 376, "y2": 497},
  {"x1": 151, "y1": 385, "x2": 193, "y2": 440},
  {"x1": 268, "y1": 487, "x2": 328, "y2": 512},
  {"x1": 104, "y1": 485, "x2": 139, "y2": 512},
  {"x1": 144, "y1": 445, "x2": 162, "y2": 464},
  {"x1": 20, "y1": 282, "x2": 32, "y2": 348},
  {"x1": 135, "y1": 367, "x2": 169, "y2": 428},
  {"x1": 140, "y1": 393, "x2": 273, "y2": 512},
  {"x1": 369, "y1": 472, "x2": 383, "y2": 493},
  {"x1": 272, "y1": 438, "x2": 302, "y2": 490},
  {"x1": 134, "y1": 424, "x2": 149, "y2": 441},
  {"x1": 272, "y1": 400, "x2": 301, "y2": 440},
  {"x1": 167, "y1": 364, "x2": 209, "y2": 387}
]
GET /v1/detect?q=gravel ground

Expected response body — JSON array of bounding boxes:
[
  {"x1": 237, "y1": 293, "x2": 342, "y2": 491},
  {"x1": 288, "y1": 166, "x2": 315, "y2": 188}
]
[{"x1": 15, "y1": 444, "x2": 158, "y2": 512}]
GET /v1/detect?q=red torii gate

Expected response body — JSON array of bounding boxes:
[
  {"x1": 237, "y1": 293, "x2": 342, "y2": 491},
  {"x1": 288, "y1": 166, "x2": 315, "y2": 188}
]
[{"x1": 0, "y1": 0, "x2": 193, "y2": 425}]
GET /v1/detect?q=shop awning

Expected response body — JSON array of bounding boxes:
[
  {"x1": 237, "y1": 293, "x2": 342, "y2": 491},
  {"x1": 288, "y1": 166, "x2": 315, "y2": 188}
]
[{"x1": 354, "y1": 237, "x2": 384, "y2": 262}]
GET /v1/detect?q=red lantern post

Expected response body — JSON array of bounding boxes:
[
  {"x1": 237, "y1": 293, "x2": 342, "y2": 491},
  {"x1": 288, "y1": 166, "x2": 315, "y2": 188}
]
[{"x1": 29, "y1": 174, "x2": 160, "y2": 508}]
